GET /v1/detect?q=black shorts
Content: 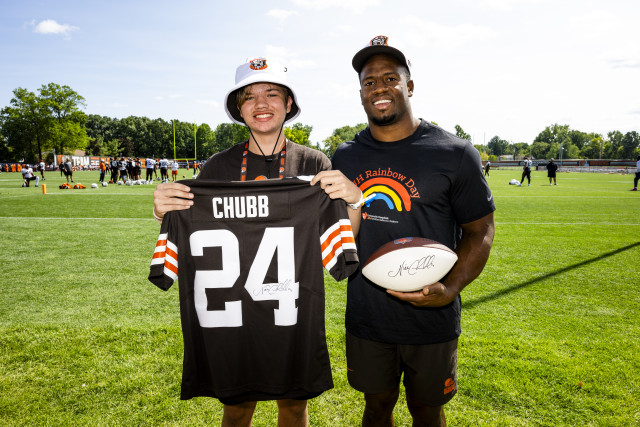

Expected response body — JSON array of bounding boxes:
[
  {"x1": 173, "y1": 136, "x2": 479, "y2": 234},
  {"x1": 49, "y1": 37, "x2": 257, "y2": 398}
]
[
  {"x1": 346, "y1": 332, "x2": 458, "y2": 406},
  {"x1": 548, "y1": 172, "x2": 556, "y2": 177}
]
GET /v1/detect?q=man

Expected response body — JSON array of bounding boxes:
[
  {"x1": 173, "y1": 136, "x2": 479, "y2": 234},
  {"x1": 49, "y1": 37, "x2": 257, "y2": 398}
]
[
  {"x1": 110, "y1": 157, "x2": 119, "y2": 183},
  {"x1": 21, "y1": 164, "x2": 39, "y2": 187},
  {"x1": 99, "y1": 159, "x2": 107, "y2": 183},
  {"x1": 547, "y1": 158, "x2": 558, "y2": 185},
  {"x1": 38, "y1": 159, "x2": 46, "y2": 180},
  {"x1": 170, "y1": 159, "x2": 179, "y2": 182},
  {"x1": 632, "y1": 155, "x2": 640, "y2": 191},
  {"x1": 327, "y1": 35, "x2": 495, "y2": 426},
  {"x1": 519, "y1": 156, "x2": 532, "y2": 186},
  {"x1": 119, "y1": 158, "x2": 128, "y2": 182},
  {"x1": 159, "y1": 157, "x2": 169, "y2": 182},
  {"x1": 484, "y1": 161, "x2": 491, "y2": 176},
  {"x1": 63, "y1": 159, "x2": 74, "y2": 183},
  {"x1": 145, "y1": 156, "x2": 155, "y2": 182},
  {"x1": 152, "y1": 57, "x2": 361, "y2": 427}
]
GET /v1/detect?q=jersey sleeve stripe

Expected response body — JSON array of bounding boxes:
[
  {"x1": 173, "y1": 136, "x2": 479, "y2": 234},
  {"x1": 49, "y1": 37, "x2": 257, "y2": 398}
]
[
  {"x1": 164, "y1": 240, "x2": 178, "y2": 280},
  {"x1": 321, "y1": 219, "x2": 356, "y2": 271}
]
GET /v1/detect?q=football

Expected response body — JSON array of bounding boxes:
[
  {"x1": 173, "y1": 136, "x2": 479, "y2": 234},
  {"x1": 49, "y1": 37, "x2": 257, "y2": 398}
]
[{"x1": 362, "y1": 237, "x2": 458, "y2": 292}]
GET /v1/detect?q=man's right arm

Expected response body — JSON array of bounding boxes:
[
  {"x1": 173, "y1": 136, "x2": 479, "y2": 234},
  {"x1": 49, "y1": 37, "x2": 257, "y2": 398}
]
[{"x1": 153, "y1": 182, "x2": 194, "y2": 222}]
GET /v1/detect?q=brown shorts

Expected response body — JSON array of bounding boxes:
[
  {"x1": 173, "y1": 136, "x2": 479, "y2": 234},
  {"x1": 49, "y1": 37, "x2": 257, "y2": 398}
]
[{"x1": 346, "y1": 332, "x2": 458, "y2": 406}]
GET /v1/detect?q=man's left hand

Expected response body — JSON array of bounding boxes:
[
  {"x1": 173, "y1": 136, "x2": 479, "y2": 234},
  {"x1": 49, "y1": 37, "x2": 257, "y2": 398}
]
[{"x1": 386, "y1": 282, "x2": 458, "y2": 308}]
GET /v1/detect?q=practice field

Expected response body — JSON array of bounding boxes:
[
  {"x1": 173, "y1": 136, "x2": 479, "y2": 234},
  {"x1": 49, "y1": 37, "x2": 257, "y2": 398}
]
[{"x1": 1, "y1": 169, "x2": 639, "y2": 426}]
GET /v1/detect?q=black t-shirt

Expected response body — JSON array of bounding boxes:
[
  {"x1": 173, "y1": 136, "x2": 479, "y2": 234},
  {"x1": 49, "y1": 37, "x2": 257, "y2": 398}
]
[
  {"x1": 332, "y1": 120, "x2": 496, "y2": 345},
  {"x1": 149, "y1": 179, "x2": 358, "y2": 401}
]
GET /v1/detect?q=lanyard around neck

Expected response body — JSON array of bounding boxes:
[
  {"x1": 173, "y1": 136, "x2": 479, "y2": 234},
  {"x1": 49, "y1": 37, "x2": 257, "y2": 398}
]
[{"x1": 240, "y1": 140, "x2": 287, "y2": 181}]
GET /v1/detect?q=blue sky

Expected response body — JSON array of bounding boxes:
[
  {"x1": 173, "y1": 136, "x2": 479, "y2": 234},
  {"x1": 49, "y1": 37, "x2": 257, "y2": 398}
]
[{"x1": 1, "y1": 0, "x2": 639, "y2": 146}]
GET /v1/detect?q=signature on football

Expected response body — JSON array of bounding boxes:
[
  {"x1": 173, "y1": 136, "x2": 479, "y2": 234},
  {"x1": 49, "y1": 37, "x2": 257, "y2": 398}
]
[{"x1": 388, "y1": 256, "x2": 436, "y2": 277}]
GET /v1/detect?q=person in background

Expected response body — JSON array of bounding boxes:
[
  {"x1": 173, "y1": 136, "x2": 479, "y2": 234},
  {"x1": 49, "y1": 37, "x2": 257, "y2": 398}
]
[
  {"x1": 519, "y1": 156, "x2": 532, "y2": 186},
  {"x1": 547, "y1": 158, "x2": 558, "y2": 185},
  {"x1": 631, "y1": 155, "x2": 640, "y2": 191}
]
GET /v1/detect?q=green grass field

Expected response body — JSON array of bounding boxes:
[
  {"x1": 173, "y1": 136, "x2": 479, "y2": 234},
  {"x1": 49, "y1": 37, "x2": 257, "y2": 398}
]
[{"x1": 1, "y1": 168, "x2": 639, "y2": 426}]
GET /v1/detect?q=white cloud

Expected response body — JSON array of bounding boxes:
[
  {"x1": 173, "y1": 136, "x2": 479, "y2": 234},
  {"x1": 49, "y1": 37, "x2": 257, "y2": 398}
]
[
  {"x1": 267, "y1": 9, "x2": 298, "y2": 21},
  {"x1": 401, "y1": 19, "x2": 498, "y2": 51},
  {"x1": 292, "y1": 0, "x2": 380, "y2": 14},
  {"x1": 263, "y1": 45, "x2": 316, "y2": 70},
  {"x1": 196, "y1": 100, "x2": 220, "y2": 107},
  {"x1": 32, "y1": 19, "x2": 78, "y2": 38},
  {"x1": 478, "y1": 0, "x2": 546, "y2": 11}
]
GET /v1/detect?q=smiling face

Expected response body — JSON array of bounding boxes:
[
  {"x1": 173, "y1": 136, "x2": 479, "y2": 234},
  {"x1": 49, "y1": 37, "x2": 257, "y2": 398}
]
[
  {"x1": 359, "y1": 54, "x2": 414, "y2": 128},
  {"x1": 237, "y1": 83, "x2": 292, "y2": 137}
]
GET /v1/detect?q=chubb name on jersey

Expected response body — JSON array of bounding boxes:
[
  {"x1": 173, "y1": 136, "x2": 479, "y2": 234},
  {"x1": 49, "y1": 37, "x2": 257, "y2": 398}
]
[{"x1": 212, "y1": 195, "x2": 269, "y2": 219}]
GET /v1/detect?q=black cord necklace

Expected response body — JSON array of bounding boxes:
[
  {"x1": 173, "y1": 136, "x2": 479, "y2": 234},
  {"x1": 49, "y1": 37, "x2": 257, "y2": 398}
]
[{"x1": 241, "y1": 125, "x2": 286, "y2": 181}]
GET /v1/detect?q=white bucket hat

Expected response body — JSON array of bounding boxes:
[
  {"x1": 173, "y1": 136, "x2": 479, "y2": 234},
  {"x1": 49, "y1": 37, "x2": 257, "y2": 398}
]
[
  {"x1": 224, "y1": 57, "x2": 301, "y2": 125},
  {"x1": 352, "y1": 35, "x2": 411, "y2": 74}
]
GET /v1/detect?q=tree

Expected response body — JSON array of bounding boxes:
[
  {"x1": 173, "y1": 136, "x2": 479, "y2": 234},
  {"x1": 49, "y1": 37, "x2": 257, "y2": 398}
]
[
  {"x1": 213, "y1": 123, "x2": 250, "y2": 154},
  {"x1": 455, "y1": 124, "x2": 471, "y2": 141},
  {"x1": 580, "y1": 135, "x2": 604, "y2": 159},
  {"x1": 0, "y1": 87, "x2": 51, "y2": 162},
  {"x1": 322, "y1": 123, "x2": 367, "y2": 157},
  {"x1": 530, "y1": 141, "x2": 550, "y2": 159},
  {"x1": 487, "y1": 136, "x2": 509, "y2": 157},
  {"x1": 39, "y1": 83, "x2": 88, "y2": 155},
  {"x1": 510, "y1": 142, "x2": 530, "y2": 159},
  {"x1": 196, "y1": 123, "x2": 215, "y2": 159},
  {"x1": 620, "y1": 131, "x2": 640, "y2": 159},
  {"x1": 285, "y1": 123, "x2": 313, "y2": 148}
]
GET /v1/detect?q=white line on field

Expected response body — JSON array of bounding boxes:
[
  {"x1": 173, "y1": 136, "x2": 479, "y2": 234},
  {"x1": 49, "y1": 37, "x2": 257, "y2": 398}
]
[
  {"x1": 0, "y1": 216, "x2": 156, "y2": 221},
  {"x1": 498, "y1": 222, "x2": 640, "y2": 226}
]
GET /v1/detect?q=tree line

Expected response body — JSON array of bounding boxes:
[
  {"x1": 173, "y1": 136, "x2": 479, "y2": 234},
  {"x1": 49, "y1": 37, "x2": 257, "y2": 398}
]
[
  {"x1": 2, "y1": 83, "x2": 638, "y2": 163},
  {"x1": 456, "y1": 124, "x2": 640, "y2": 162}
]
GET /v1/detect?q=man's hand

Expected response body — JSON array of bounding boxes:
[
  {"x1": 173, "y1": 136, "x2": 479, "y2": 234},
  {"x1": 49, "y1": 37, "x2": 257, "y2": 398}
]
[
  {"x1": 386, "y1": 282, "x2": 458, "y2": 308},
  {"x1": 386, "y1": 212, "x2": 495, "y2": 308},
  {"x1": 311, "y1": 170, "x2": 362, "y2": 205},
  {"x1": 153, "y1": 182, "x2": 193, "y2": 221},
  {"x1": 311, "y1": 170, "x2": 362, "y2": 236}
]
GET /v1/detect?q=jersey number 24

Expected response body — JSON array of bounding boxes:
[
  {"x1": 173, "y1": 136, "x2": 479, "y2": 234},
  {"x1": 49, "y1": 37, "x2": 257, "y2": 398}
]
[{"x1": 190, "y1": 227, "x2": 299, "y2": 328}]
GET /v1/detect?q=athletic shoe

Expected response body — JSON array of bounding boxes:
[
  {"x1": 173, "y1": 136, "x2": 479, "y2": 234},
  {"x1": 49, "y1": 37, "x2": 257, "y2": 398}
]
[
  {"x1": 632, "y1": 188, "x2": 638, "y2": 191},
  {"x1": 527, "y1": 184, "x2": 530, "y2": 186},
  {"x1": 554, "y1": 183, "x2": 557, "y2": 185},
  {"x1": 35, "y1": 184, "x2": 39, "y2": 187}
]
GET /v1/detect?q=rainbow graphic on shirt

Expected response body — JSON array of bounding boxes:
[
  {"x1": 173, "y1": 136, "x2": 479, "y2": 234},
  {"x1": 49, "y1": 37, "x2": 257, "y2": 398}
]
[{"x1": 358, "y1": 177, "x2": 415, "y2": 212}]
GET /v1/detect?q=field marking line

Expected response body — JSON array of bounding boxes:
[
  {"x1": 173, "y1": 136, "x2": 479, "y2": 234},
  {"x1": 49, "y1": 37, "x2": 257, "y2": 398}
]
[
  {"x1": 498, "y1": 221, "x2": 640, "y2": 226},
  {"x1": 0, "y1": 216, "x2": 156, "y2": 221}
]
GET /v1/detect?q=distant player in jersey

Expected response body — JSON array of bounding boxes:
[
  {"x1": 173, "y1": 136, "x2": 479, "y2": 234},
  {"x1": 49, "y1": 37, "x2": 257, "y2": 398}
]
[
  {"x1": 119, "y1": 158, "x2": 128, "y2": 182},
  {"x1": 110, "y1": 158, "x2": 119, "y2": 183},
  {"x1": 326, "y1": 35, "x2": 495, "y2": 426},
  {"x1": 519, "y1": 156, "x2": 532, "y2": 186},
  {"x1": 21, "y1": 164, "x2": 39, "y2": 187},
  {"x1": 152, "y1": 56, "x2": 361, "y2": 427},
  {"x1": 159, "y1": 157, "x2": 169, "y2": 182},
  {"x1": 145, "y1": 157, "x2": 155, "y2": 182},
  {"x1": 38, "y1": 159, "x2": 46, "y2": 180}
]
